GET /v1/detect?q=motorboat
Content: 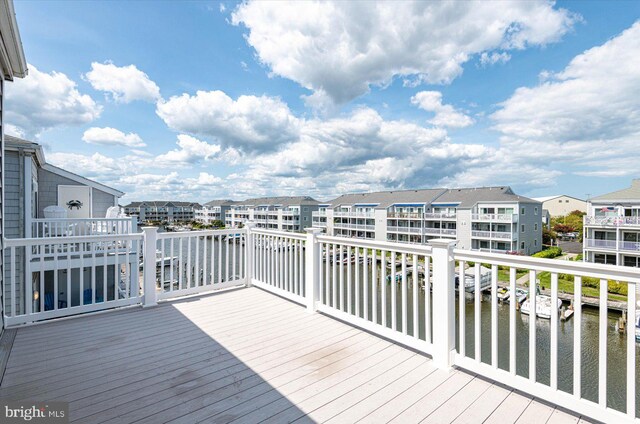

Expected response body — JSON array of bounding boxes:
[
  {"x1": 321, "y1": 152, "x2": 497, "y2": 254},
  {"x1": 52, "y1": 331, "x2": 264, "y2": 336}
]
[
  {"x1": 455, "y1": 268, "x2": 491, "y2": 293},
  {"x1": 521, "y1": 295, "x2": 562, "y2": 319},
  {"x1": 497, "y1": 286, "x2": 527, "y2": 303}
]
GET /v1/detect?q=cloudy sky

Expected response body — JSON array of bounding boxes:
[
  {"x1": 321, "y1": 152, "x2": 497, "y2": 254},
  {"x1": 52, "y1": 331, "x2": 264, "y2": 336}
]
[{"x1": 8, "y1": 1, "x2": 640, "y2": 203}]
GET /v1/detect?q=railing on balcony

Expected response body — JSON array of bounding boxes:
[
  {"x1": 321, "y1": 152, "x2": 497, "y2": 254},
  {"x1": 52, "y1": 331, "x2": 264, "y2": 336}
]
[
  {"x1": 31, "y1": 217, "x2": 136, "y2": 238},
  {"x1": 585, "y1": 216, "x2": 640, "y2": 227},
  {"x1": 585, "y1": 239, "x2": 618, "y2": 249},
  {"x1": 472, "y1": 213, "x2": 518, "y2": 222},
  {"x1": 387, "y1": 212, "x2": 422, "y2": 219},
  {"x1": 312, "y1": 210, "x2": 327, "y2": 217},
  {"x1": 620, "y1": 241, "x2": 640, "y2": 251},
  {"x1": 333, "y1": 222, "x2": 375, "y2": 231},
  {"x1": 334, "y1": 211, "x2": 375, "y2": 218},
  {"x1": 387, "y1": 225, "x2": 422, "y2": 234},
  {"x1": 3, "y1": 224, "x2": 640, "y2": 423},
  {"x1": 424, "y1": 212, "x2": 457, "y2": 219},
  {"x1": 423, "y1": 227, "x2": 457, "y2": 236},
  {"x1": 471, "y1": 230, "x2": 514, "y2": 240}
]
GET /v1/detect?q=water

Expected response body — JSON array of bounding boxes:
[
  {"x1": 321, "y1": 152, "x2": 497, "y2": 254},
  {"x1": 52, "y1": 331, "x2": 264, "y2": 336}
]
[{"x1": 319, "y1": 259, "x2": 640, "y2": 416}]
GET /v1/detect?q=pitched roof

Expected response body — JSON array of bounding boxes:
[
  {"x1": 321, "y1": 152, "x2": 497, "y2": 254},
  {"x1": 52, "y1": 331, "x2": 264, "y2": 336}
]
[
  {"x1": 203, "y1": 199, "x2": 237, "y2": 207},
  {"x1": 124, "y1": 201, "x2": 202, "y2": 208},
  {"x1": 591, "y1": 179, "x2": 640, "y2": 201},
  {"x1": 328, "y1": 188, "x2": 446, "y2": 209},
  {"x1": 435, "y1": 186, "x2": 540, "y2": 208},
  {"x1": 235, "y1": 196, "x2": 320, "y2": 207}
]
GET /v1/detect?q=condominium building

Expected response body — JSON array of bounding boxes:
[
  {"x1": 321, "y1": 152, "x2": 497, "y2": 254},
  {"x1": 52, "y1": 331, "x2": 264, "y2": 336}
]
[
  {"x1": 225, "y1": 196, "x2": 320, "y2": 232},
  {"x1": 532, "y1": 194, "x2": 586, "y2": 217},
  {"x1": 583, "y1": 179, "x2": 640, "y2": 267},
  {"x1": 123, "y1": 201, "x2": 202, "y2": 223},
  {"x1": 195, "y1": 200, "x2": 235, "y2": 225},
  {"x1": 312, "y1": 187, "x2": 542, "y2": 255}
]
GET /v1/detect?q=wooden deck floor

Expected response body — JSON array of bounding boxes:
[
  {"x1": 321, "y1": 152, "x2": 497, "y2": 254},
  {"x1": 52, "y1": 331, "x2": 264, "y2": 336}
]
[{"x1": 0, "y1": 287, "x2": 594, "y2": 423}]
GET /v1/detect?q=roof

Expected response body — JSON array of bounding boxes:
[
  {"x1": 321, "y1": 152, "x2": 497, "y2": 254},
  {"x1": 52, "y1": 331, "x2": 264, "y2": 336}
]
[
  {"x1": 591, "y1": 179, "x2": 640, "y2": 202},
  {"x1": 434, "y1": 186, "x2": 540, "y2": 208},
  {"x1": 532, "y1": 195, "x2": 585, "y2": 203},
  {"x1": 0, "y1": 0, "x2": 27, "y2": 80},
  {"x1": 43, "y1": 164, "x2": 124, "y2": 197},
  {"x1": 203, "y1": 199, "x2": 237, "y2": 207},
  {"x1": 234, "y1": 196, "x2": 320, "y2": 207},
  {"x1": 328, "y1": 188, "x2": 446, "y2": 209},
  {"x1": 5, "y1": 134, "x2": 45, "y2": 165},
  {"x1": 124, "y1": 201, "x2": 202, "y2": 208}
]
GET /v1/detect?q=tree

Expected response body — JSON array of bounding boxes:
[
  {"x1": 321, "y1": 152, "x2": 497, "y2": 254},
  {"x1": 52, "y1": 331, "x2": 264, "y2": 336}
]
[
  {"x1": 543, "y1": 227, "x2": 557, "y2": 245},
  {"x1": 212, "y1": 220, "x2": 225, "y2": 228},
  {"x1": 553, "y1": 223, "x2": 574, "y2": 233}
]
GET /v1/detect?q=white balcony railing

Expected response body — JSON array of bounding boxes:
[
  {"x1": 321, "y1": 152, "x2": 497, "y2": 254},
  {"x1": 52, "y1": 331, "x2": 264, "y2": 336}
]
[
  {"x1": 472, "y1": 213, "x2": 518, "y2": 223},
  {"x1": 584, "y1": 216, "x2": 640, "y2": 227},
  {"x1": 387, "y1": 226, "x2": 422, "y2": 234},
  {"x1": 471, "y1": 230, "x2": 514, "y2": 240},
  {"x1": 424, "y1": 212, "x2": 457, "y2": 220},
  {"x1": 584, "y1": 239, "x2": 618, "y2": 249},
  {"x1": 31, "y1": 217, "x2": 136, "y2": 238},
  {"x1": 3, "y1": 225, "x2": 640, "y2": 423},
  {"x1": 334, "y1": 211, "x2": 375, "y2": 218},
  {"x1": 619, "y1": 241, "x2": 640, "y2": 251},
  {"x1": 387, "y1": 212, "x2": 423, "y2": 219}
]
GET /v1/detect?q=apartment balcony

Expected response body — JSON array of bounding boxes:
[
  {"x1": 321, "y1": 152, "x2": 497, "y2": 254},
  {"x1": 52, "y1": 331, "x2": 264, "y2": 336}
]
[
  {"x1": 31, "y1": 217, "x2": 137, "y2": 238},
  {"x1": 424, "y1": 212, "x2": 457, "y2": 220},
  {"x1": 619, "y1": 241, "x2": 640, "y2": 252},
  {"x1": 387, "y1": 212, "x2": 422, "y2": 219},
  {"x1": 387, "y1": 225, "x2": 422, "y2": 234},
  {"x1": 312, "y1": 210, "x2": 327, "y2": 217},
  {"x1": 472, "y1": 213, "x2": 518, "y2": 223},
  {"x1": 334, "y1": 211, "x2": 374, "y2": 218},
  {"x1": 3, "y1": 227, "x2": 640, "y2": 423},
  {"x1": 471, "y1": 230, "x2": 514, "y2": 240},
  {"x1": 423, "y1": 227, "x2": 457, "y2": 236},
  {"x1": 584, "y1": 216, "x2": 640, "y2": 227},
  {"x1": 584, "y1": 239, "x2": 618, "y2": 250}
]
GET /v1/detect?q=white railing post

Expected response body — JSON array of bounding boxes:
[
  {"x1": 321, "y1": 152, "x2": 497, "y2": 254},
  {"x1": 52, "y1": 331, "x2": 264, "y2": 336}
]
[
  {"x1": 429, "y1": 239, "x2": 457, "y2": 369},
  {"x1": 245, "y1": 221, "x2": 256, "y2": 287},
  {"x1": 142, "y1": 226, "x2": 158, "y2": 308},
  {"x1": 305, "y1": 227, "x2": 323, "y2": 313},
  {"x1": 130, "y1": 216, "x2": 138, "y2": 234}
]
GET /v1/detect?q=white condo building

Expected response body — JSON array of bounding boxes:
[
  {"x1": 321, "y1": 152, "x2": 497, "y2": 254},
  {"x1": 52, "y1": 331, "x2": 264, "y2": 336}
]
[
  {"x1": 224, "y1": 196, "x2": 320, "y2": 232},
  {"x1": 195, "y1": 200, "x2": 235, "y2": 225},
  {"x1": 313, "y1": 187, "x2": 543, "y2": 255},
  {"x1": 583, "y1": 179, "x2": 640, "y2": 267}
]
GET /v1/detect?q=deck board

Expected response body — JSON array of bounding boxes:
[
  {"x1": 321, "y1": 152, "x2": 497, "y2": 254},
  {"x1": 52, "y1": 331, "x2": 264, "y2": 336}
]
[{"x1": 0, "y1": 287, "x2": 585, "y2": 423}]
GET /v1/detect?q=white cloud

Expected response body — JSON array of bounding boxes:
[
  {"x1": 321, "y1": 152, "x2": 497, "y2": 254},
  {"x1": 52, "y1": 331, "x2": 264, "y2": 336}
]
[
  {"x1": 491, "y1": 20, "x2": 640, "y2": 177},
  {"x1": 156, "y1": 90, "x2": 299, "y2": 153},
  {"x1": 411, "y1": 91, "x2": 474, "y2": 128},
  {"x1": 155, "y1": 134, "x2": 222, "y2": 166},
  {"x1": 5, "y1": 64, "x2": 102, "y2": 137},
  {"x1": 85, "y1": 62, "x2": 161, "y2": 103},
  {"x1": 82, "y1": 127, "x2": 145, "y2": 148},
  {"x1": 232, "y1": 1, "x2": 578, "y2": 107},
  {"x1": 48, "y1": 152, "x2": 121, "y2": 180},
  {"x1": 479, "y1": 51, "x2": 511, "y2": 66}
]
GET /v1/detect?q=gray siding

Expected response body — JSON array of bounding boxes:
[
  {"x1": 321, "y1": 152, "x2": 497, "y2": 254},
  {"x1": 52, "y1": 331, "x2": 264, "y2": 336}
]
[
  {"x1": 37, "y1": 168, "x2": 116, "y2": 218},
  {"x1": 518, "y1": 202, "x2": 543, "y2": 255}
]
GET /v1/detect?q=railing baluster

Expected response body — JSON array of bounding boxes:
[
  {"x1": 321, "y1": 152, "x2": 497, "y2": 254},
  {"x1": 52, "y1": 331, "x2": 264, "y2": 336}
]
[
  {"x1": 373, "y1": 249, "x2": 378, "y2": 325},
  {"x1": 381, "y1": 250, "x2": 387, "y2": 328},
  {"x1": 10, "y1": 247, "x2": 16, "y2": 316},
  {"x1": 203, "y1": 233, "x2": 208, "y2": 285},
  {"x1": 459, "y1": 260, "x2": 465, "y2": 356},
  {"x1": 529, "y1": 270, "x2": 537, "y2": 382},
  {"x1": 114, "y1": 237, "x2": 120, "y2": 299},
  {"x1": 550, "y1": 272, "x2": 559, "y2": 390},
  {"x1": 332, "y1": 243, "x2": 338, "y2": 308},
  {"x1": 627, "y1": 285, "x2": 636, "y2": 417},
  {"x1": 491, "y1": 264, "x2": 498, "y2": 368},
  {"x1": 187, "y1": 236, "x2": 193, "y2": 287},
  {"x1": 218, "y1": 235, "x2": 222, "y2": 285},
  {"x1": 91, "y1": 241, "x2": 96, "y2": 304},
  {"x1": 355, "y1": 247, "x2": 360, "y2": 316},
  {"x1": 324, "y1": 243, "x2": 329, "y2": 304},
  {"x1": 412, "y1": 254, "x2": 418, "y2": 338},
  {"x1": 391, "y1": 252, "x2": 397, "y2": 331},
  {"x1": 573, "y1": 276, "x2": 582, "y2": 398},
  {"x1": 509, "y1": 267, "x2": 517, "y2": 375},
  {"x1": 364, "y1": 248, "x2": 369, "y2": 321},
  {"x1": 347, "y1": 245, "x2": 352, "y2": 314},
  {"x1": 225, "y1": 234, "x2": 230, "y2": 283},
  {"x1": 293, "y1": 239, "x2": 299, "y2": 295},
  {"x1": 598, "y1": 278, "x2": 607, "y2": 407},
  {"x1": 474, "y1": 263, "x2": 481, "y2": 362},
  {"x1": 160, "y1": 238, "x2": 165, "y2": 291},
  {"x1": 339, "y1": 244, "x2": 344, "y2": 310},
  {"x1": 39, "y1": 245, "x2": 45, "y2": 312},
  {"x1": 102, "y1": 240, "x2": 108, "y2": 302},
  {"x1": 232, "y1": 233, "x2": 237, "y2": 282},
  {"x1": 401, "y1": 252, "x2": 407, "y2": 334}
]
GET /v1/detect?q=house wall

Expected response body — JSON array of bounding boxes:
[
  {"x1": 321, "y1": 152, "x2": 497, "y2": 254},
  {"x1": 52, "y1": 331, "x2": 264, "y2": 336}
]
[
  {"x1": 455, "y1": 209, "x2": 472, "y2": 250},
  {"x1": 37, "y1": 167, "x2": 117, "y2": 218},
  {"x1": 542, "y1": 196, "x2": 586, "y2": 217},
  {"x1": 518, "y1": 202, "x2": 543, "y2": 255}
]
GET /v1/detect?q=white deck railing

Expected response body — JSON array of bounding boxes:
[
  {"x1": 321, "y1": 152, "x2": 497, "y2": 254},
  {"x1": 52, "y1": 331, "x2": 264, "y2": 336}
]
[
  {"x1": 31, "y1": 217, "x2": 136, "y2": 238},
  {"x1": 3, "y1": 224, "x2": 640, "y2": 422},
  {"x1": 585, "y1": 216, "x2": 640, "y2": 227}
]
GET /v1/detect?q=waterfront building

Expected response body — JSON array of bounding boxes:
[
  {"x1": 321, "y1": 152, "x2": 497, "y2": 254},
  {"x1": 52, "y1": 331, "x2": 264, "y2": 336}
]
[
  {"x1": 124, "y1": 201, "x2": 202, "y2": 223},
  {"x1": 583, "y1": 179, "x2": 640, "y2": 267},
  {"x1": 533, "y1": 194, "x2": 586, "y2": 217},
  {"x1": 195, "y1": 199, "x2": 236, "y2": 225},
  {"x1": 313, "y1": 186, "x2": 542, "y2": 255},
  {"x1": 224, "y1": 196, "x2": 320, "y2": 232}
]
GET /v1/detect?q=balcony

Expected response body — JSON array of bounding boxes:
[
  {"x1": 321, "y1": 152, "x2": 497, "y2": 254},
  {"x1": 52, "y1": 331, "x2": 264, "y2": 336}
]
[
  {"x1": 387, "y1": 225, "x2": 422, "y2": 234},
  {"x1": 424, "y1": 212, "x2": 457, "y2": 220},
  {"x1": 1, "y1": 227, "x2": 638, "y2": 423},
  {"x1": 584, "y1": 239, "x2": 618, "y2": 249},
  {"x1": 333, "y1": 222, "x2": 375, "y2": 231},
  {"x1": 620, "y1": 241, "x2": 640, "y2": 252},
  {"x1": 472, "y1": 213, "x2": 518, "y2": 223},
  {"x1": 312, "y1": 210, "x2": 327, "y2": 217},
  {"x1": 423, "y1": 227, "x2": 457, "y2": 236},
  {"x1": 334, "y1": 211, "x2": 374, "y2": 218},
  {"x1": 387, "y1": 212, "x2": 422, "y2": 219},
  {"x1": 585, "y1": 216, "x2": 640, "y2": 227},
  {"x1": 471, "y1": 230, "x2": 514, "y2": 240},
  {"x1": 31, "y1": 217, "x2": 136, "y2": 238}
]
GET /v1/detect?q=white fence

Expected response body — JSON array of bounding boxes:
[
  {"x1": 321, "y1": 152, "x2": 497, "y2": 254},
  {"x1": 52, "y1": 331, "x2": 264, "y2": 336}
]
[
  {"x1": 31, "y1": 217, "x2": 136, "y2": 238},
  {"x1": 3, "y1": 225, "x2": 640, "y2": 422}
]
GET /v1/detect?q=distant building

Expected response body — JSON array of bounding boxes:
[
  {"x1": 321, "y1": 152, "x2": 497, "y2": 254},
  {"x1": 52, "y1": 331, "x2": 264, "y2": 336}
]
[
  {"x1": 583, "y1": 179, "x2": 640, "y2": 267},
  {"x1": 313, "y1": 186, "x2": 543, "y2": 255},
  {"x1": 225, "y1": 196, "x2": 320, "y2": 232},
  {"x1": 195, "y1": 200, "x2": 236, "y2": 225},
  {"x1": 124, "y1": 201, "x2": 202, "y2": 223},
  {"x1": 533, "y1": 195, "x2": 586, "y2": 217}
]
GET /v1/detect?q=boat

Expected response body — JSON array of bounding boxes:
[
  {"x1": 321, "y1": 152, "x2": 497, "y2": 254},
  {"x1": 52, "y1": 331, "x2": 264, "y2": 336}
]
[
  {"x1": 520, "y1": 295, "x2": 562, "y2": 319},
  {"x1": 455, "y1": 268, "x2": 491, "y2": 293},
  {"x1": 139, "y1": 250, "x2": 179, "y2": 269},
  {"x1": 498, "y1": 287, "x2": 527, "y2": 303},
  {"x1": 496, "y1": 287, "x2": 509, "y2": 302}
]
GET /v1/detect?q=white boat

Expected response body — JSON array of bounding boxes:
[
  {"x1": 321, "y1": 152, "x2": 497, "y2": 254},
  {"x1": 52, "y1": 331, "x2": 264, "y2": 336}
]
[
  {"x1": 496, "y1": 287, "x2": 509, "y2": 302},
  {"x1": 497, "y1": 287, "x2": 528, "y2": 303},
  {"x1": 521, "y1": 295, "x2": 562, "y2": 319},
  {"x1": 455, "y1": 268, "x2": 491, "y2": 293}
]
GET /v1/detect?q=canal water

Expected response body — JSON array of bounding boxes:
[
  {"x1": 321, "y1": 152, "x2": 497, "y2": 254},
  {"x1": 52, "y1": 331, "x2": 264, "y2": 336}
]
[{"x1": 319, "y1": 259, "x2": 640, "y2": 416}]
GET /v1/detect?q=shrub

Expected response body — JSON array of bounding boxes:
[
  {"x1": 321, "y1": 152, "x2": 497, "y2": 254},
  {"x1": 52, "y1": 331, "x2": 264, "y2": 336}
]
[{"x1": 532, "y1": 247, "x2": 563, "y2": 259}]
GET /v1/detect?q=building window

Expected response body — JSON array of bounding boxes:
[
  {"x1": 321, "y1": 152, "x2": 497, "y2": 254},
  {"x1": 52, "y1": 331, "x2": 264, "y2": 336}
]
[
  {"x1": 303, "y1": 207, "x2": 308, "y2": 212},
  {"x1": 521, "y1": 241, "x2": 525, "y2": 249},
  {"x1": 303, "y1": 216, "x2": 308, "y2": 221},
  {"x1": 534, "y1": 224, "x2": 538, "y2": 231},
  {"x1": 521, "y1": 224, "x2": 525, "y2": 232},
  {"x1": 534, "y1": 207, "x2": 538, "y2": 215},
  {"x1": 559, "y1": 199, "x2": 562, "y2": 203},
  {"x1": 534, "y1": 239, "x2": 538, "y2": 246},
  {"x1": 521, "y1": 207, "x2": 525, "y2": 215}
]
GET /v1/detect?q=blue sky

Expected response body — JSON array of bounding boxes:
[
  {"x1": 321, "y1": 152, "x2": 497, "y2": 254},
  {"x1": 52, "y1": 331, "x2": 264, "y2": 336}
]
[{"x1": 7, "y1": 1, "x2": 640, "y2": 203}]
